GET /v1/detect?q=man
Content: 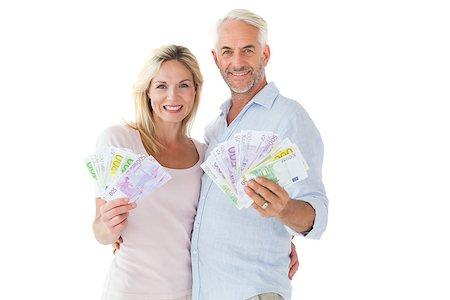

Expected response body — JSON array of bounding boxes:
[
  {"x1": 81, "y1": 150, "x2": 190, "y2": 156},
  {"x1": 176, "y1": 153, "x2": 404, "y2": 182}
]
[{"x1": 191, "y1": 9, "x2": 328, "y2": 300}]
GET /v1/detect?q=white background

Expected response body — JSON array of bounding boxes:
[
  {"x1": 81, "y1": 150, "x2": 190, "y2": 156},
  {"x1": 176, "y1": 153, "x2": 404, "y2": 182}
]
[{"x1": 1, "y1": 0, "x2": 449, "y2": 299}]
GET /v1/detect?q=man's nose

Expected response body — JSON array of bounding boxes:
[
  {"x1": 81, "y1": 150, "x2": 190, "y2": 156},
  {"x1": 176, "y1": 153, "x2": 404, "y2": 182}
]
[{"x1": 231, "y1": 53, "x2": 245, "y2": 68}]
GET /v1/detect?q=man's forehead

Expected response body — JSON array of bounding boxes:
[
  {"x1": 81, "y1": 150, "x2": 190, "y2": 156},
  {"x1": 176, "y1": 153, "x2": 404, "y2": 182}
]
[{"x1": 218, "y1": 20, "x2": 259, "y2": 48}]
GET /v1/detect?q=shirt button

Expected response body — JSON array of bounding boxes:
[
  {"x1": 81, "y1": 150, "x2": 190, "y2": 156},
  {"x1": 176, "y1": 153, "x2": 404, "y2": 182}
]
[
  {"x1": 192, "y1": 249, "x2": 198, "y2": 255},
  {"x1": 195, "y1": 222, "x2": 200, "y2": 228}
]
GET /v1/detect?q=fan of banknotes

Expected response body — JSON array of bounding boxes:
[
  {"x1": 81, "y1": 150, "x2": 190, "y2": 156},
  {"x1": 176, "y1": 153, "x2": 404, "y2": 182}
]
[
  {"x1": 85, "y1": 147, "x2": 172, "y2": 202},
  {"x1": 201, "y1": 130, "x2": 309, "y2": 209}
]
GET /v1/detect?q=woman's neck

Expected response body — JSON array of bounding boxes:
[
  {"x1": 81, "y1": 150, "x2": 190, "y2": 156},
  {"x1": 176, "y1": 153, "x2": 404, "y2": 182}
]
[{"x1": 154, "y1": 123, "x2": 187, "y2": 147}]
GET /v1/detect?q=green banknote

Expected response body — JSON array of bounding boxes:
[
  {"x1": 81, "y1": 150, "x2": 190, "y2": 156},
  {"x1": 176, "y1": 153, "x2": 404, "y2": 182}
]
[{"x1": 242, "y1": 151, "x2": 308, "y2": 188}]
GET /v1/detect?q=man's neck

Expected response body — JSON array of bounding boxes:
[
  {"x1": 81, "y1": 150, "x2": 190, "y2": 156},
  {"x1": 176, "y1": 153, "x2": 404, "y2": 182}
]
[{"x1": 226, "y1": 80, "x2": 267, "y2": 125}]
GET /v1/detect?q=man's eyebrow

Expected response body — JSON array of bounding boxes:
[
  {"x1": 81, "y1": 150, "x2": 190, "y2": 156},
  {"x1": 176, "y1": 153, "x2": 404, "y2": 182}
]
[{"x1": 220, "y1": 45, "x2": 256, "y2": 51}]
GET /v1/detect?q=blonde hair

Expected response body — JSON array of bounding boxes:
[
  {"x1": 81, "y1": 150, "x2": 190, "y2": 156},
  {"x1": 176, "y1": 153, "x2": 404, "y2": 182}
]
[{"x1": 130, "y1": 44, "x2": 203, "y2": 155}]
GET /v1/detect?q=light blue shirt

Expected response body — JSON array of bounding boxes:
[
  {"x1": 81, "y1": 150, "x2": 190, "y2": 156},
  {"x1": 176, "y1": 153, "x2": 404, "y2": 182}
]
[{"x1": 191, "y1": 82, "x2": 328, "y2": 300}]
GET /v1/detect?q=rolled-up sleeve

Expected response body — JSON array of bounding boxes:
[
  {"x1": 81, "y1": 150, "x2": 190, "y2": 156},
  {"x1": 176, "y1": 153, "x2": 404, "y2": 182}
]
[{"x1": 282, "y1": 105, "x2": 329, "y2": 239}]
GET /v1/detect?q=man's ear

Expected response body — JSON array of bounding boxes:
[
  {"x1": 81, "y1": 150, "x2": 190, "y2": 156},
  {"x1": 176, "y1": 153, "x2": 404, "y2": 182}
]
[
  {"x1": 263, "y1": 45, "x2": 271, "y2": 66},
  {"x1": 212, "y1": 49, "x2": 219, "y2": 67}
]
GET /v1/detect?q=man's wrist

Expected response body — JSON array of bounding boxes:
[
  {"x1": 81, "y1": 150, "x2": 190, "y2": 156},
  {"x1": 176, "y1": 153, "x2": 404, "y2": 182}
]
[{"x1": 276, "y1": 198, "x2": 293, "y2": 224}]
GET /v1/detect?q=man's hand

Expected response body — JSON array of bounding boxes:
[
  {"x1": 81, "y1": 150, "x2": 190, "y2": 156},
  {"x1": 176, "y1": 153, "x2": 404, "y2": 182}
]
[
  {"x1": 244, "y1": 177, "x2": 315, "y2": 233},
  {"x1": 112, "y1": 236, "x2": 123, "y2": 254},
  {"x1": 244, "y1": 177, "x2": 290, "y2": 217},
  {"x1": 289, "y1": 240, "x2": 299, "y2": 280}
]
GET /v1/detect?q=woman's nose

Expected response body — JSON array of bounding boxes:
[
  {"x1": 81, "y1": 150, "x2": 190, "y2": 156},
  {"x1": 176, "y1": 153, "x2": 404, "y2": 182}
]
[{"x1": 166, "y1": 86, "x2": 177, "y2": 101}]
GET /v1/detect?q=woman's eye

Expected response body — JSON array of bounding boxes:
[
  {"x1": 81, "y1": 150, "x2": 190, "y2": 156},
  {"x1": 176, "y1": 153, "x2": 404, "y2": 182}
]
[
  {"x1": 180, "y1": 83, "x2": 189, "y2": 88},
  {"x1": 156, "y1": 85, "x2": 166, "y2": 89}
]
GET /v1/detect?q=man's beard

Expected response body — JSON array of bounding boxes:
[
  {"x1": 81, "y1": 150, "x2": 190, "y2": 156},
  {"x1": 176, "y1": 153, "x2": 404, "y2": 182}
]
[{"x1": 222, "y1": 60, "x2": 265, "y2": 94}]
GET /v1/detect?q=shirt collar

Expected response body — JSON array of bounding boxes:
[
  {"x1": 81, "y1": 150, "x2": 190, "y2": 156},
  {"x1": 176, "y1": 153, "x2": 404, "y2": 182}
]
[{"x1": 219, "y1": 82, "x2": 279, "y2": 115}]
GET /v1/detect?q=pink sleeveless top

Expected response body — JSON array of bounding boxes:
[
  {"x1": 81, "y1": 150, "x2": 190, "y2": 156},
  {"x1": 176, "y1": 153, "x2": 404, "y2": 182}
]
[{"x1": 95, "y1": 125, "x2": 206, "y2": 300}]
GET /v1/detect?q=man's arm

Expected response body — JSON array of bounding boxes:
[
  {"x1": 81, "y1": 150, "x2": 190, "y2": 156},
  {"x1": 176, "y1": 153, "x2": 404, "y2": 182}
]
[{"x1": 245, "y1": 177, "x2": 315, "y2": 233}]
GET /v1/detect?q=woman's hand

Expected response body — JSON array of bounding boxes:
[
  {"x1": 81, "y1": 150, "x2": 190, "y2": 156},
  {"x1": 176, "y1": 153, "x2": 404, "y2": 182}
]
[
  {"x1": 100, "y1": 198, "x2": 136, "y2": 236},
  {"x1": 93, "y1": 197, "x2": 136, "y2": 245}
]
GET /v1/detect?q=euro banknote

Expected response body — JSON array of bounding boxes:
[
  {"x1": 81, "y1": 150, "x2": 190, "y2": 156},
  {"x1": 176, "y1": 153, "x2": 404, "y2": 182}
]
[
  {"x1": 201, "y1": 131, "x2": 309, "y2": 209},
  {"x1": 85, "y1": 147, "x2": 171, "y2": 202}
]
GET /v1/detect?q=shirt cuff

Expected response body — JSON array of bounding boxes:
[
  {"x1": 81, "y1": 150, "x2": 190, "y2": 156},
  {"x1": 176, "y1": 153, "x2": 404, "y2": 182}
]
[{"x1": 283, "y1": 195, "x2": 328, "y2": 239}]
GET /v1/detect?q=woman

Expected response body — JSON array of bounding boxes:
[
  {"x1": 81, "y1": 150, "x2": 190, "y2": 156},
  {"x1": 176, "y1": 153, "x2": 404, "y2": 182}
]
[{"x1": 93, "y1": 44, "x2": 205, "y2": 300}]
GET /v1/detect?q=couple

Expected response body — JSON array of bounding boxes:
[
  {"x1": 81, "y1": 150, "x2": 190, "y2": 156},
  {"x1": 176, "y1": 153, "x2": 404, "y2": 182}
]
[{"x1": 92, "y1": 9, "x2": 328, "y2": 300}]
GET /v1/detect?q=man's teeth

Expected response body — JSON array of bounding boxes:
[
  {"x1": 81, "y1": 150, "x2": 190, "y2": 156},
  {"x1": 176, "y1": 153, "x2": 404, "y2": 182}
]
[
  {"x1": 164, "y1": 105, "x2": 182, "y2": 111},
  {"x1": 231, "y1": 70, "x2": 249, "y2": 76}
]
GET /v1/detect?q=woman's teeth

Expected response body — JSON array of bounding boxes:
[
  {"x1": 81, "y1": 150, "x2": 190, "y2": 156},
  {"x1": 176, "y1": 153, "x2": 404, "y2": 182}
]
[{"x1": 164, "y1": 105, "x2": 182, "y2": 111}]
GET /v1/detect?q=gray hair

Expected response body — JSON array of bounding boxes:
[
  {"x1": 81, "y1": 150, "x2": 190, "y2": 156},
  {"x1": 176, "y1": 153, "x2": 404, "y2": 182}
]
[{"x1": 213, "y1": 9, "x2": 268, "y2": 49}]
